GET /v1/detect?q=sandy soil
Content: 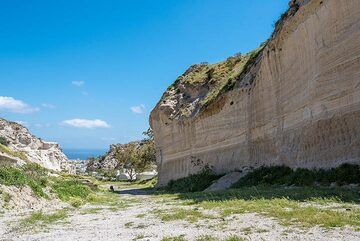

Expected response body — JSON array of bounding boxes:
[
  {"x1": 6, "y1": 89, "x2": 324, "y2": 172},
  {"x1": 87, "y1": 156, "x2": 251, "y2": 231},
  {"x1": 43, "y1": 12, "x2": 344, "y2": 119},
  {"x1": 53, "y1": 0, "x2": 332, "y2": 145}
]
[{"x1": 1, "y1": 187, "x2": 359, "y2": 241}]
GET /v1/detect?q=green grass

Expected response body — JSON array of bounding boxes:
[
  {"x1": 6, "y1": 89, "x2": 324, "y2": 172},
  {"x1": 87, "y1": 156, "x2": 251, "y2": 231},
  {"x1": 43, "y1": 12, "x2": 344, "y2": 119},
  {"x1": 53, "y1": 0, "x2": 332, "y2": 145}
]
[
  {"x1": 195, "y1": 235, "x2": 217, "y2": 241},
  {"x1": 0, "y1": 166, "x2": 27, "y2": 186},
  {"x1": 133, "y1": 234, "x2": 146, "y2": 240},
  {"x1": 2, "y1": 192, "x2": 11, "y2": 203},
  {"x1": 80, "y1": 207, "x2": 103, "y2": 215},
  {"x1": 0, "y1": 164, "x2": 121, "y2": 207},
  {"x1": 194, "y1": 235, "x2": 245, "y2": 241},
  {"x1": 0, "y1": 164, "x2": 48, "y2": 198},
  {"x1": 50, "y1": 177, "x2": 124, "y2": 207},
  {"x1": 136, "y1": 213, "x2": 146, "y2": 218},
  {"x1": 19, "y1": 209, "x2": 68, "y2": 231},
  {"x1": 224, "y1": 236, "x2": 245, "y2": 241},
  {"x1": 175, "y1": 186, "x2": 360, "y2": 228},
  {"x1": 96, "y1": 177, "x2": 157, "y2": 190},
  {"x1": 125, "y1": 221, "x2": 134, "y2": 228},
  {"x1": 51, "y1": 179, "x2": 92, "y2": 201},
  {"x1": 161, "y1": 235, "x2": 187, "y2": 241},
  {"x1": 153, "y1": 207, "x2": 215, "y2": 223}
]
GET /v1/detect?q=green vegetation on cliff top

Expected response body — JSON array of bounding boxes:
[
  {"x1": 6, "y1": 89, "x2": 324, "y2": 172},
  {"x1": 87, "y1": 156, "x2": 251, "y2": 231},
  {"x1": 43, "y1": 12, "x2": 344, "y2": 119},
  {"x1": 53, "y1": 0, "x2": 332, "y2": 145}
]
[{"x1": 162, "y1": 44, "x2": 265, "y2": 117}]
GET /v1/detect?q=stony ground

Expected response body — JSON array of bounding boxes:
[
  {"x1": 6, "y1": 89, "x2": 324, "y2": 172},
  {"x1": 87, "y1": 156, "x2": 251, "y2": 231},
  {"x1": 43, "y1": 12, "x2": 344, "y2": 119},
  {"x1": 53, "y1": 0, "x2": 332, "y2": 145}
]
[{"x1": 1, "y1": 184, "x2": 359, "y2": 241}]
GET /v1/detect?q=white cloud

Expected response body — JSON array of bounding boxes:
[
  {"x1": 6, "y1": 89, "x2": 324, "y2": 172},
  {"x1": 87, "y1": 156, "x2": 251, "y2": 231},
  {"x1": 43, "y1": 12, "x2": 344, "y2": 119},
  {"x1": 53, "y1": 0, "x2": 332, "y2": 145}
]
[
  {"x1": 61, "y1": 119, "x2": 111, "y2": 128},
  {"x1": 41, "y1": 103, "x2": 56, "y2": 109},
  {"x1": 130, "y1": 104, "x2": 145, "y2": 114},
  {"x1": 71, "y1": 80, "x2": 85, "y2": 87},
  {"x1": 0, "y1": 96, "x2": 39, "y2": 113}
]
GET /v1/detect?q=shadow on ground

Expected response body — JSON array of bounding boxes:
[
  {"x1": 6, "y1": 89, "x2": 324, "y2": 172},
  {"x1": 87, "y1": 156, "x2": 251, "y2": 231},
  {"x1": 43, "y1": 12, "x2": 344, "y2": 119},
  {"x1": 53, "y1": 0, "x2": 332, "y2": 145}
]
[
  {"x1": 119, "y1": 185, "x2": 360, "y2": 204},
  {"x1": 113, "y1": 187, "x2": 154, "y2": 196},
  {"x1": 175, "y1": 186, "x2": 360, "y2": 204}
]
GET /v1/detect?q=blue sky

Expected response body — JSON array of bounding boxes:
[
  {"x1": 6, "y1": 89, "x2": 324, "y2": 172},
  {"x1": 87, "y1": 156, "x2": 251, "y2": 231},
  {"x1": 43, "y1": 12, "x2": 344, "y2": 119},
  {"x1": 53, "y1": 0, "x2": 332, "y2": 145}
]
[{"x1": 0, "y1": 0, "x2": 288, "y2": 150}]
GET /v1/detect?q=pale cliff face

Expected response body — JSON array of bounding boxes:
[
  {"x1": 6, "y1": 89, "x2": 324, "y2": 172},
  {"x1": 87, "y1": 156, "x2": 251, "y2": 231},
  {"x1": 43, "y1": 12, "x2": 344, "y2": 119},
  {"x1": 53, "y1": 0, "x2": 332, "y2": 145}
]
[
  {"x1": 150, "y1": 0, "x2": 360, "y2": 186},
  {"x1": 0, "y1": 118, "x2": 68, "y2": 171}
]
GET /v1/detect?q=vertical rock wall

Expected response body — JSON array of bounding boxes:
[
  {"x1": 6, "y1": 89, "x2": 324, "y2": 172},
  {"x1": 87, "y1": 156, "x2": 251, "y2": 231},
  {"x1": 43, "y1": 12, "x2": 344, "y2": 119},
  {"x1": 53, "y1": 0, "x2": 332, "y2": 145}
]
[{"x1": 150, "y1": 0, "x2": 360, "y2": 186}]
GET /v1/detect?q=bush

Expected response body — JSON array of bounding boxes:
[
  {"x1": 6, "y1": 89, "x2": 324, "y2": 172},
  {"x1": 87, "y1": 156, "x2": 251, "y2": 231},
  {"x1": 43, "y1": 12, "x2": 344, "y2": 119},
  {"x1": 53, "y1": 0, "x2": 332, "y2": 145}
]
[
  {"x1": 28, "y1": 179, "x2": 47, "y2": 198},
  {"x1": 284, "y1": 168, "x2": 317, "y2": 186},
  {"x1": 0, "y1": 137, "x2": 8, "y2": 146},
  {"x1": 0, "y1": 166, "x2": 27, "y2": 186},
  {"x1": 0, "y1": 164, "x2": 48, "y2": 197},
  {"x1": 332, "y1": 163, "x2": 360, "y2": 185},
  {"x1": 0, "y1": 164, "x2": 97, "y2": 204},
  {"x1": 2, "y1": 192, "x2": 11, "y2": 203},
  {"x1": 232, "y1": 164, "x2": 360, "y2": 188},
  {"x1": 233, "y1": 166, "x2": 292, "y2": 187},
  {"x1": 22, "y1": 163, "x2": 47, "y2": 179},
  {"x1": 165, "y1": 166, "x2": 219, "y2": 193},
  {"x1": 69, "y1": 197, "x2": 85, "y2": 207},
  {"x1": 52, "y1": 179, "x2": 92, "y2": 201}
]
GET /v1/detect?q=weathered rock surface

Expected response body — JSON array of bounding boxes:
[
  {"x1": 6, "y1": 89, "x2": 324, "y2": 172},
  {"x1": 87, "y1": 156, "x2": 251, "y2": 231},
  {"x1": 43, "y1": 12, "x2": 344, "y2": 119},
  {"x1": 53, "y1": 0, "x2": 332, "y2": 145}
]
[
  {"x1": 86, "y1": 143, "x2": 124, "y2": 171},
  {"x1": 0, "y1": 118, "x2": 68, "y2": 171},
  {"x1": 204, "y1": 172, "x2": 246, "y2": 192},
  {"x1": 86, "y1": 142, "x2": 142, "y2": 171},
  {"x1": 150, "y1": 0, "x2": 360, "y2": 186}
]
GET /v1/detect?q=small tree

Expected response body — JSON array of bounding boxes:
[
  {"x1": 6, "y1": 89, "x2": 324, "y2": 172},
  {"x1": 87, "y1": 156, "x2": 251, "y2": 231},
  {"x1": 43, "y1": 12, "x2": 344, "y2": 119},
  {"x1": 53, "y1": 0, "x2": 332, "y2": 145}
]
[
  {"x1": 115, "y1": 143, "x2": 141, "y2": 181},
  {"x1": 115, "y1": 140, "x2": 156, "y2": 181}
]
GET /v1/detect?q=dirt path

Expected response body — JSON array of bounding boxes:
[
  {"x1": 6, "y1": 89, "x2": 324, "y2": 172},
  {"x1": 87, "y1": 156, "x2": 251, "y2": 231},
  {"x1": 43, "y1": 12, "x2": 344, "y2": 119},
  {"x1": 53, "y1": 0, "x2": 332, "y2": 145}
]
[{"x1": 1, "y1": 187, "x2": 359, "y2": 241}]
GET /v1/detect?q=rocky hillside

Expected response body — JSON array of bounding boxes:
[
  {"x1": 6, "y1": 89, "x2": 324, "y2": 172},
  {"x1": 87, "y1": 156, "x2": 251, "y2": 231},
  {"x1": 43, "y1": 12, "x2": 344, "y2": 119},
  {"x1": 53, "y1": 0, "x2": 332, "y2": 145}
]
[
  {"x1": 150, "y1": 0, "x2": 360, "y2": 185},
  {"x1": 86, "y1": 143, "x2": 139, "y2": 171},
  {"x1": 0, "y1": 118, "x2": 68, "y2": 171}
]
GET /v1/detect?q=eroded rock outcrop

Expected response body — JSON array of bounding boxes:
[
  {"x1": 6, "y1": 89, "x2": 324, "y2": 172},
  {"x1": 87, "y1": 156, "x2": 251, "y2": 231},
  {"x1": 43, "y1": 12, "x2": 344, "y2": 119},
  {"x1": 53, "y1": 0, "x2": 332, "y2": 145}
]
[
  {"x1": 150, "y1": 0, "x2": 360, "y2": 186},
  {"x1": 86, "y1": 143, "x2": 129, "y2": 171},
  {"x1": 0, "y1": 118, "x2": 68, "y2": 171}
]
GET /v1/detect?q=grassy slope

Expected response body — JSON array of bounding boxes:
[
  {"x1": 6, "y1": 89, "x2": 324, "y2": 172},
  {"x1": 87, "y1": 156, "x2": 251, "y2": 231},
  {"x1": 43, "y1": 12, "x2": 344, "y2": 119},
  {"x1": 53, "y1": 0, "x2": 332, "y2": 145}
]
[{"x1": 0, "y1": 164, "x2": 123, "y2": 208}]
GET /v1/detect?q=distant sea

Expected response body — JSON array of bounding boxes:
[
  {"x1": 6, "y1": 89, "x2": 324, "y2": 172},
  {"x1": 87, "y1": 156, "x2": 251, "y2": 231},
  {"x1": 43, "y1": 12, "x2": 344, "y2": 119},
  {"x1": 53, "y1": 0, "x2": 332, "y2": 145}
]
[{"x1": 63, "y1": 149, "x2": 107, "y2": 160}]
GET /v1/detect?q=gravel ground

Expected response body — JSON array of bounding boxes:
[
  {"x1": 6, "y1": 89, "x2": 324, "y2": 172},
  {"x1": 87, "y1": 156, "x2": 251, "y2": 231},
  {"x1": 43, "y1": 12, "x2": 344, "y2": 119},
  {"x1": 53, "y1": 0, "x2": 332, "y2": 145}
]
[{"x1": 1, "y1": 188, "x2": 359, "y2": 241}]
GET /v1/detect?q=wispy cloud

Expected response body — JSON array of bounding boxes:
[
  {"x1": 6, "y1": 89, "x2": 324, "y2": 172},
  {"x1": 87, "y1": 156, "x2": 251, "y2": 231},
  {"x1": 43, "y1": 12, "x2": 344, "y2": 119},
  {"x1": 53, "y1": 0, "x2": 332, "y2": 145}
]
[
  {"x1": 130, "y1": 104, "x2": 145, "y2": 114},
  {"x1": 0, "y1": 96, "x2": 39, "y2": 113},
  {"x1": 71, "y1": 80, "x2": 85, "y2": 87},
  {"x1": 61, "y1": 119, "x2": 111, "y2": 128},
  {"x1": 41, "y1": 103, "x2": 56, "y2": 109}
]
